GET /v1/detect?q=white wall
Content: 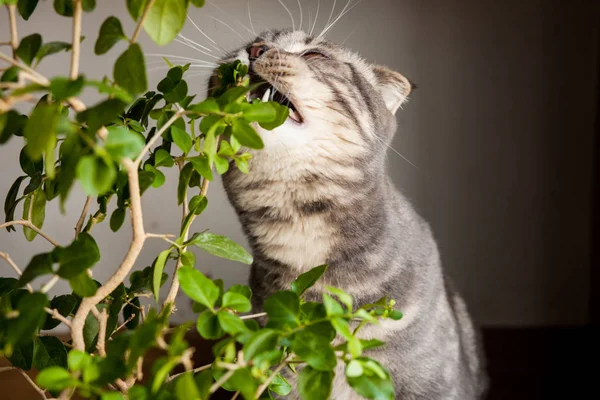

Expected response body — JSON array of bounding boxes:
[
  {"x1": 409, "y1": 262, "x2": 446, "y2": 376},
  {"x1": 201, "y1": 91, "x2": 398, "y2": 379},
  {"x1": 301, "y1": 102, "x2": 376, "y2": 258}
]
[{"x1": 1, "y1": 0, "x2": 598, "y2": 326}]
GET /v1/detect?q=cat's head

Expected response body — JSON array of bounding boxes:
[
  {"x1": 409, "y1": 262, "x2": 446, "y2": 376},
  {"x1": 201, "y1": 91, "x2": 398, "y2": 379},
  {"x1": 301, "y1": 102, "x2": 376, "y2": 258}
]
[{"x1": 210, "y1": 29, "x2": 412, "y2": 154}]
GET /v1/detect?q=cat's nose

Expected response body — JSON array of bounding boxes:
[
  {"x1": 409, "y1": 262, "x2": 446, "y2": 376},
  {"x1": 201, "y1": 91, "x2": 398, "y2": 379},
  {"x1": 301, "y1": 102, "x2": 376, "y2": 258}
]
[{"x1": 247, "y1": 45, "x2": 268, "y2": 61}]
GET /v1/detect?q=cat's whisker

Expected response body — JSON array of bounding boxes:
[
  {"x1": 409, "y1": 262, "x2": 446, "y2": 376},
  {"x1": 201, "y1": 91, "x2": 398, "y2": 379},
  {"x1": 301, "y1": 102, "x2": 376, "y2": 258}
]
[
  {"x1": 174, "y1": 38, "x2": 221, "y2": 60},
  {"x1": 296, "y1": 0, "x2": 303, "y2": 31},
  {"x1": 325, "y1": 0, "x2": 338, "y2": 29},
  {"x1": 210, "y1": 16, "x2": 247, "y2": 41},
  {"x1": 247, "y1": 0, "x2": 257, "y2": 37},
  {"x1": 341, "y1": 24, "x2": 359, "y2": 46},
  {"x1": 320, "y1": 0, "x2": 361, "y2": 38},
  {"x1": 206, "y1": 0, "x2": 256, "y2": 37},
  {"x1": 277, "y1": 0, "x2": 296, "y2": 31},
  {"x1": 187, "y1": 15, "x2": 226, "y2": 53},
  {"x1": 145, "y1": 53, "x2": 218, "y2": 66},
  {"x1": 309, "y1": 0, "x2": 321, "y2": 37},
  {"x1": 374, "y1": 135, "x2": 420, "y2": 171},
  {"x1": 177, "y1": 33, "x2": 214, "y2": 54}
]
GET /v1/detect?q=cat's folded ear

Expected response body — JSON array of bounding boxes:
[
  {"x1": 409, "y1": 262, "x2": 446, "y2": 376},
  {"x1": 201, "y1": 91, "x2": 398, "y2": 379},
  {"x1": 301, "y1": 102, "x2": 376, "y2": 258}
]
[{"x1": 372, "y1": 65, "x2": 414, "y2": 115}]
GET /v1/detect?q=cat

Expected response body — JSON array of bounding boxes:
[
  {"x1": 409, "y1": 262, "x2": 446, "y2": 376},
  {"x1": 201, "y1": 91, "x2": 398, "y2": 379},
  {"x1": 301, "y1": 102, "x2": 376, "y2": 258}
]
[{"x1": 212, "y1": 29, "x2": 488, "y2": 399}]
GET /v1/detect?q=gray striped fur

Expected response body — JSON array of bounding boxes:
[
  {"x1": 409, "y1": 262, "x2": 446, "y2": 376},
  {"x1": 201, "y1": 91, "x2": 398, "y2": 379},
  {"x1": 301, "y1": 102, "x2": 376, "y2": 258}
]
[{"x1": 214, "y1": 30, "x2": 487, "y2": 399}]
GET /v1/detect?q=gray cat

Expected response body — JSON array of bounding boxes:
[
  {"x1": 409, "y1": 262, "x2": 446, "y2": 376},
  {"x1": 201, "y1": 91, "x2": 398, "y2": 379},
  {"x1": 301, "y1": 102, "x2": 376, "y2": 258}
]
[{"x1": 214, "y1": 30, "x2": 487, "y2": 399}]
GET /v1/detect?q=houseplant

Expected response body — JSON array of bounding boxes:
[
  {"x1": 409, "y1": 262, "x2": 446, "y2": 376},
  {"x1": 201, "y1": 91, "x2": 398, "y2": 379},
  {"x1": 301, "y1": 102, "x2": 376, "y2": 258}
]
[{"x1": 0, "y1": 1, "x2": 401, "y2": 398}]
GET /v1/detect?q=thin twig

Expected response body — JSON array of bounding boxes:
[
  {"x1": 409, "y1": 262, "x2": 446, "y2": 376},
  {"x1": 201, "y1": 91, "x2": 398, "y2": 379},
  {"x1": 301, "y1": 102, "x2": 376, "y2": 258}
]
[
  {"x1": 0, "y1": 220, "x2": 60, "y2": 247},
  {"x1": 231, "y1": 392, "x2": 240, "y2": 400},
  {"x1": 40, "y1": 275, "x2": 60, "y2": 293},
  {"x1": 44, "y1": 307, "x2": 72, "y2": 328},
  {"x1": 70, "y1": 0, "x2": 82, "y2": 80},
  {"x1": 131, "y1": 0, "x2": 157, "y2": 44},
  {"x1": 135, "y1": 111, "x2": 185, "y2": 165},
  {"x1": 0, "y1": 367, "x2": 47, "y2": 399},
  {"x1": 254, "y1": 355, "x2": 294, "y2": 399},
  {"x1": 0, "y1": 52, "x2": 48, "y2": 84},
  {"x1": 240, "y1": 312, "x2": 267, "y2": 320},
  {"x1": 74, "y1": 196, "x2": 92, "y2": 237},
  {"x1": 166, "y1": 363, "x2": 213, "y2": 382},
  {"x1": 6, "y1": 4, "x2": 18, "y2": 59},
  {"x1": 0, "y1": 251, "x2": 33, "y2": 292},
  {"x1": 210, "y1": 369, "x2": 236, "y2": 393}
]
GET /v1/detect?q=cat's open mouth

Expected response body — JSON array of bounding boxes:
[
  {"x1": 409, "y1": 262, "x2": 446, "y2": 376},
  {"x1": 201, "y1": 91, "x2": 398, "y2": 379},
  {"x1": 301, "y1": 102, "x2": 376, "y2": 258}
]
[{"x1": 248, "y1": 83, "x2": 304, "y2": 124}]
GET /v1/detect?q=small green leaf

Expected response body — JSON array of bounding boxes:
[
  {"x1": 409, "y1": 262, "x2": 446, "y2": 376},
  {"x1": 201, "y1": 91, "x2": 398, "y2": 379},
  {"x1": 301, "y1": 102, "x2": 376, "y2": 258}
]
[
  {"x1": 18, "y1": 0, "x2": 39, "y2": 20},
  {"x1": 188, "y1": 154, "x2": 213, "y2": 181},
  {"x1": 110, "y1": 208, "x2": 126, "y2": 232},
  {"x1": 76, "y1": 98, "x2": 127, "y2": 135},
  {"x1": 126, "y1": 0, "x2": 146, "y2": 21},
  {"x1": 164, "y1": 80, "x2": 188, "y2": 103},
  {"x1": 7, "y1": 339, "x2": 34, "y2": 370},
  {"x1": 243, "y1": 329, "x2": 280, "y2": 360},
  {"x1": 298, "y1": 366, "x2": 333, "y2": 400},
  {"x1": 16, "y1": 33, "x2": 42, "y2": 66},
  {"x1": 95, "y1": 16, "x2": 127, "y2": 55},
  {"x1": 269, "y1": 373, "x2": 292, "y2": 396},
  {"x1": 228, "y1": 284, "x2": 251, "y2": 300},
  {"x1": 114, "y1": 44, "x2": 147, "y2": 95},
  {"x1": 389, "y1": 309, "x2": 403, "y2": 320},
  {"x1": 175, "y1": 372, "x2": 201, "y2": 400},
  {"x1": 347, "y1": 358, "x2": 395, "y2": 400},
  {"x1": 217, "y1": 311, "x2": 248, "y2": 335},
  {"x1": 327, "y1": 286, "x2": 353, "y2": 312},
  {"x1": 106, "y1": 125, "x2": 145, "y2": 160},
  {"x1": 102, "y1": 393, "x2": 124, "y2": 400},
  {"x1": 86, "y1": 79, "x2": 133, "y2": 103},
  {"x1": 187, "y1": 232, "x2": 252, "y2": 264},
  {"x1": 177, "y1": 266, "x2": 220, "y2": 310},
  {"x1": 221, "y1": 291, "x2": 251, "y2": 312},
  {"x1": 196, "y1": 310, "x2": 224, "y2": 340},
  {"x1": 69, "y1": 271, "x2": 98, "y2": 297},
  {"x1": 231, "y1": 118, "x2": 264, "y2": 149},
  {"x1": 68, "y1": 350, "x2": 92, "y2": 371},
  {"x1": 171, "y1": 126, "x2": 192, "y2": 154},
  {"x1": 191, "y1": 0, "x2": 205, "y2": 7},
  {"x1": 188, "y1": 195, "x2": 208, "y2": 215},
  {"x1": 54, "y1": 233, "x2": 101, "y2": 279},
  {"x1": 323, "y1": 293, "x2": 344, "y2": 317},
  {"x1": 214, "y1": 155, "x2": 229, "y2": 175},
  {"x1": 76, "y1": 155, "x2": 117, "y2": 196},
  {"x1": 243, "y1": 102, "x2": 277, "y2": 123},
  {"x1": 24, "y1": 102, "x2": 59, "y2": 161},
  {"x1": 49, "y1": 76, "x2": 85, "y2": 101},
  {"x1": 22, "y1": 189, "x2": 46, "y2": 242},
  {"x1": 0, "y1": 277, "x2": 18, "y2": 296},
  {"x1": 36, "y1": 366, "x2": 74, "y2": 391},
  {"x1": 264, "y1": 291, "x2": 300, "y2": 330},
  {"x1": 152, "y1": 249, "x2": 171, "y2": 302},
  {"x1": 143, "y1": 0, "x2": 187, "y2": 46},
  {"x1": 19, "y1": 253, "x2": 53, "y2": 286},
  {"x1": 189, "y1": 98, "x2": 220, "y2": 114},
  {"x1": 154, "y1": 148, "x2": 174, "y2": 167},
  {"x1": 35, "y1": 41, "x2": 72, "y2": 64},
  {"x1": 177, "y1": 162, "x2": 193, "y2": 205},
  {"x1": 4, "y1": 176, "x2": 27, "y2": 232},
  {"x1": 291, "y1": 265, "x2": 327, "y2": 296},
  {"x1": 33, "y1": 336, "x2": 68, "y2": 370},
  {"x1": 292, "y1": 330, "x2": 337, "y2": 371},
  {"x1": 6, "y1": 292, "x2": 48, "y2": 346}
]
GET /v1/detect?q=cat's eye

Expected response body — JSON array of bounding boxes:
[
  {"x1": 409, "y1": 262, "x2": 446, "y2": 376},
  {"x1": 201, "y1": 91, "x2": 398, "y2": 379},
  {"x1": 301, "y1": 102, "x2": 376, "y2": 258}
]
[{"x1": 302, "y1": 51, "x2": 327, "y2": 60}]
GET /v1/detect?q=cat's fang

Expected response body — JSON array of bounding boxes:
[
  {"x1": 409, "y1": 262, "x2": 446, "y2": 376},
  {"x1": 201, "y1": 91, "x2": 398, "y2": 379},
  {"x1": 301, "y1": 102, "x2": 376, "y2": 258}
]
[{"x1": 262, "y1": 88, "x2": 271, "y2": 103}]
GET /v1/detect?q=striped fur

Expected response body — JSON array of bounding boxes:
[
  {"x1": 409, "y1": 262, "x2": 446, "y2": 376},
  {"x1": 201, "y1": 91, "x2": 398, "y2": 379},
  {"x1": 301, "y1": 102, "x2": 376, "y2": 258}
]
[{"x1": 213, "y1": 30, "x2": 487, "y2": 399}]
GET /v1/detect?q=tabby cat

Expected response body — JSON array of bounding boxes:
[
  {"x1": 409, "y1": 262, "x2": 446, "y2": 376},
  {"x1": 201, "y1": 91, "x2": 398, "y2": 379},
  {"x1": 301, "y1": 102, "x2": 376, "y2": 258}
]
[{"x1": 212, "y1": 29, "x2": 487, "y2": 399}]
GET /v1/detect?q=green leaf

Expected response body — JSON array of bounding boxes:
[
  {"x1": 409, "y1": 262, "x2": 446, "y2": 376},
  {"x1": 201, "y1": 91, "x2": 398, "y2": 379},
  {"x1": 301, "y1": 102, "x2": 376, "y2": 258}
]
[
  {"x1": 114, "y1": 44, "x2": 147, "y2": 95},
  {"x1": 217, "y1": 311, "x2": 248, "y2": 335},
  {"x1": 17, "y1": 0, "x2": 39, "y2": 20},
  {"x1": 188, "y1": 154, "x2": 213, "y2": 181},
  {"x1": 152, "y1": 249, "x2": 171, "y2": 302},
  {"x1": 126, "y1": 0, "x2": 146, "y2": 21},
  {"x1": 4, "y1": 176, "x2": 27, "y2": 232},
  {"x1": 346, "y1": 359, "x2": 364, "y2": 378},
  {"x1": 264, "y1": 291, "x2": 300, "y2": 330},
  {"x1": 187, "y1": 232, "x2": 252, "y2": 264},
  {"x1": 95, "y1": 16, "x2": 127, "y2": 55},
  {"x1": 106, "y1": 125, "x2": 145, "y2": 160},
  {"x1": 177, "y1": 266, "x2": 219, "y2": 310},
  {"x1": 269, "y1": 373, "x2": 292, "y2": 396},
  {"x1": 154, "y1": 148, "x2": 174, "y2": 167},
  {"x1": 194, "y1": 369, "x2": 213, "y2": 399},
  {"x1": 221, "y1": 291, "x2": 251, "y2": 312},
  {"x1": 389, "y1": 310, "x2": 403, "y2": 320},
  {"x1": 143, "y1": 0, "x2": 187, "y2": 46},
  {"x1": 6, "y1": 292, "x2": 48, "y2": 346},
  {"x1": 228, "y1": 368, "x2": 258, "y2": 400},
  {"x1": 35, "y1": 41, "x2": 72, "y2": 64},
  {"x1": 76, "y1": 155, "x2": 117, "y2": 196},
  {"x1": 36, "y1": 366, "x2": 74, "y2": 391},
  {"x1": 243, "y1": 102, "x2": 277, "y2": 123},
  {"x1": 102, "y1": 393, "x2": 124, "y2": 400},
  {"x1": 177, "y1": 162, "x2": 193, "y2": 205},
  {"x1": 33, "y1": 336, "x2": 68, "y2": 370},
  {"x1": 218, "y1": 86, "x2": 249, "y2": 106},
  {"x1": 188, "y1": 195, "x2": 208, "y2": 216},
  {"x1": 19, "y1": 252, "x2": 53, "y2": 286},
  {"x1": 22, "y1": 189, "x2": 46, "y2": 242},
  {"x1": 86, "y1": 79, "x2": 133, "y2": 103},
  {"x1": 164, "y1": 80, "x2": 188, "y2": 103},
  {"x1": 49, "y1": 76, "x2": 85, "y2": 101},
  {"x1": 54, "y1": 233, "x2": 100, "y2": 279},
  {"x1": 68, "y1": 349, "x2": 92, "y2": 371},
  {"x1": 43, "y1": 294, "x2": 77, "y2": 330},
  {"x1": 110, "y1": 207, "x2": 126, "y2": 232},
  {"x1": 327, "y1": 286, "x2": 353, "y2": 312},
  {"x1": 231, "y1": 118, "x2": 264, "y2": 149},
  {"x1": 291, "y1": 265, "x2": 327, "y2": 296},
  {"x1": 189, "y1": 98, "x2": 219, "y2": 114},
  {"x1": 347, "y1": 358, "x2": 395, "y2": 400},
  {"x1": 196, "y1": 310, "x2": 224, "y2": 340},
  {"x1": 53, "y1": 0, "x2": 95, "y2": 16},
  {"x1": 298, "y1": 367, "x2": 333, "y2": 400},
  {"x1": 24, "y1": 102, "x2": 59, "y2": 161},
  {"x1": 171, "y1": 126, "x2": 192, "y2": 154},
  {"x1": 77, "y1": 98, "x2": 127, "y2": 136},
  {"x1": 180, "y1": 252, "x2": 195, "y2": 269},
  {"x1": 175, "y1": 372, "x2": 201, "y2": 400},
  {"x1": 323, "y1": 294, "x2": 344, "y2": 317},
  {"x1": 291, "y1": 330, "x2": 337, "y2": 371},
  {"x1": 243, "y1": 329, "x2": 280, "y2": 361},
  {"x1": 16, "y1": 33, "x2": 42, "y2": 66},
  {"x1": 214, "y1": 155, "x2": 229, "y2": 175},
  {"x1": 7, "y1": 339, "x2": 34, "y2": 370},
  {"x1": 0, "y1": 277, "x2": 18, "y2": 297},
  {"x1": 69, "y1": 271, "x2": 98, "y2": 297}
]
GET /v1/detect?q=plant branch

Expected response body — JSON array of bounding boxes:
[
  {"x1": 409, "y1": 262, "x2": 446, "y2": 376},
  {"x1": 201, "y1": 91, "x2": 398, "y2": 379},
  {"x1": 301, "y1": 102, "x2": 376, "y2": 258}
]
[
  {"x1": 240, "y1": 312, "x2": 267, "y2": 320},
  {"x1": 70, "y1": 0, "x2": 82, "y2": 80},
  {"x1": 135, "y1": 110, "x2": 185, "y2": 165},
  {"x1": 254, "y1": 355, "x2": 294, "y2": 399},
  {"x1": 96, "y1": 308, "x2": 108, "y2": 356},
  {"x1": 166, "y1": 363, "x2": 213, "y2": 383},
  {"x1": 74, "y1": 196, "x2": 92, "y2": 237},
  {"x1": 6, "y1": 4, "x2": 18, "y2": 59},
  {"x1": 0, "y1": 367, "x2": 47, "y2": 399},
  {"x1": 0, "y1": 52, "x2": 48, "y2": 84},
  {"x1": 0, "y1": 251, "x2": 33, "y2": 292},
  {"x1": 131, "y1": 0, "x2": 157, "y2": 44},
  {"x1": 210, "y1": 369, "x2": 235, "y2": 394},
  {"x1": 0, "y1": 220, "x2": 60, "y2": 247},
  {"x1": 44, "y1": 306, "x2": 72, "y2": 328},
  {"x1": 40, "y1": 275, "x2": 60, "y2": 293}
]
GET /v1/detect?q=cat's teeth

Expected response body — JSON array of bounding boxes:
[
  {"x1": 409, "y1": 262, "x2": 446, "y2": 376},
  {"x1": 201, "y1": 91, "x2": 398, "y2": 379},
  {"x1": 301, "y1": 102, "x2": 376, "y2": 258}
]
[{"x1": 262, "y1": 88, "x2": 271, "y2": 103}]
